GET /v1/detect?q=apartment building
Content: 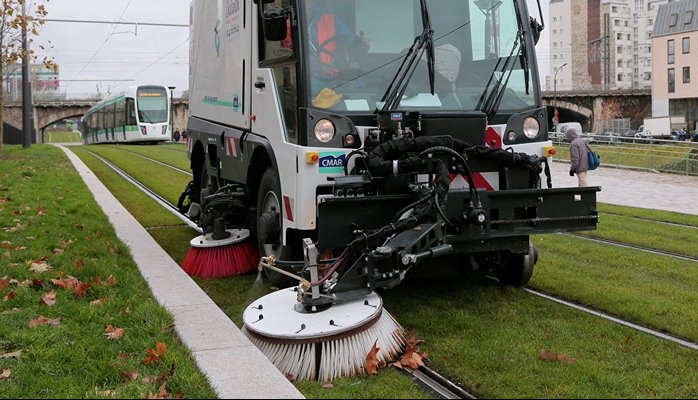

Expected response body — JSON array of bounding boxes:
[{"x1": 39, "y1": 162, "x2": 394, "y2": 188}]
[
  {"x1": 547, "y1": 0, "x2": 669, "y2": 91},
  {"x1": 651, "y1": 0, "x2": 698, "y2": 128}
]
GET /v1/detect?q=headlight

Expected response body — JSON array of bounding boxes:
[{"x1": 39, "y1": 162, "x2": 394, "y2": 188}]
[
  {"x1": 314, "y1": 119, "x2": 335, "y2": 143},
  {"x1": 523, "y1": 117, "x2": 540, "y2": 139}
]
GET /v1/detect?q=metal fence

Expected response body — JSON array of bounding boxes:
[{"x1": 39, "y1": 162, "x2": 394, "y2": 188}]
[{"x1": 552, "y1": 137, "x2": 698, "y2": 176}]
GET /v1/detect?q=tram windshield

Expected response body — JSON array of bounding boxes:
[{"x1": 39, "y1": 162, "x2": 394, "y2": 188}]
[{"x1": 136, "y1": 87, "x2": 169, "y2": 123}]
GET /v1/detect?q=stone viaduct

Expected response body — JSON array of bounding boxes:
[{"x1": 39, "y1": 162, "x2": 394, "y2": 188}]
[
  {"x1": 2, "y1": 90, "x2": 659, "y2": 143},
  {"x1": 2, "y1": 98, "x2": 189, "y2": 144}
]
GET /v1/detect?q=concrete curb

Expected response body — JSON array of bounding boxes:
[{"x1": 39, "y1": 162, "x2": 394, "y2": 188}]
[{"x1": 57, "y1": 145, "x2": 304, "y2": 399}]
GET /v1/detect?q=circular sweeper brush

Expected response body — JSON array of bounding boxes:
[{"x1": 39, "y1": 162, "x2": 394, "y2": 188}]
[
  {"x1": 181, "y1": 227, "x2": 259, "y2": 278},
  {"x1": 241, "y1": 287, "x2": 406, "y2": 382}
]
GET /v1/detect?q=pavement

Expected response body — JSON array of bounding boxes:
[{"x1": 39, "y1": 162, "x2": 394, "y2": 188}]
[
  {"x1": 549, "y1": 161, "x2": 698, "y2": 216},
  {"x1": 57, "y1": 144, "x2": 698, "y2": 398}
]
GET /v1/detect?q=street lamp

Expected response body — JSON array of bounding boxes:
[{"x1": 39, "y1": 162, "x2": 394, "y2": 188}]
[{"x1": 553, "y1": 62, "x2": 568, "y2": 129}]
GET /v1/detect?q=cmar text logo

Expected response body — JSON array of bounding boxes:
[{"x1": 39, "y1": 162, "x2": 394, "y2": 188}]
[{"x1": 319, "y1": 153, "x2": 345, "y2": 174}]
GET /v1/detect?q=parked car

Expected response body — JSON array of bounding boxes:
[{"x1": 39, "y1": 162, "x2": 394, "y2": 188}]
[{"x1": 595, "y1": 131, "x2": 619, "y2": 144}]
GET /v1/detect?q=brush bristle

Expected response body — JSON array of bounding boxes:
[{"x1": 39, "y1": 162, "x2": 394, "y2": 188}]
[
  {"x1": 182, "y1": 240, "x2": 259, "y2": 278},
  {"x1": 243, "y1": 309, "x2": 405, "y2": 382}
]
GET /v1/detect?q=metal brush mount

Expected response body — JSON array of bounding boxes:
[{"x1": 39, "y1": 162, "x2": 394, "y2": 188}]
[{"x1": 197, "y1": 184, "x2": 249, "y2": 236}]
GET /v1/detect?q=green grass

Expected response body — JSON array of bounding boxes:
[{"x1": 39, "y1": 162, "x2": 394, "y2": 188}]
[
  {"x1": 0, "y1": 145, "x2": 217, "y2": 399},
  {"x1": 6, "y1": 143, "x2": 698, "y2": 398},
  {"x1": 553, "y1": 141, "x2": 698, "y2": 175},
  {"x1": 43, "y1": 131, "x2": 83, "y2": 144}
]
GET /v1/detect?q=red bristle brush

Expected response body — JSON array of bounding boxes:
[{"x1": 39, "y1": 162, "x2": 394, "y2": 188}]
[{"x1": 182, "y1": 218, "x2": 259, "y2": 278}]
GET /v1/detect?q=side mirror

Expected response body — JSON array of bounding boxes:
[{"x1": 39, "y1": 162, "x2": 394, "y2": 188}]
[{"x1": 262, "y1": 8, "x2": 290, "y2": 41}]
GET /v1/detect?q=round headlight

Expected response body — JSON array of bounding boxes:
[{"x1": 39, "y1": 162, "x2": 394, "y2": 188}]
[
  {"x1": 523, "y1": 117, "x2": 540, "y2": 139},
  {"x1": 314, "y1": 119, "x2": 336, "y2": 143},
  {"x1": 507, "y1": 131, "x2": 518, "y2": 142}
]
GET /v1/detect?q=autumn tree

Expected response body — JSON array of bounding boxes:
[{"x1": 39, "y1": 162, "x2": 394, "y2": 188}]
[{"x1": 0, "y1": 0, "x2": 53, "y2": 157}]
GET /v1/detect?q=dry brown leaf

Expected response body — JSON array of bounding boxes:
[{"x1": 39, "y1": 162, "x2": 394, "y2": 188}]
[
  {"x1": 0, "y1": 350, "x2": 22, "y2": 359},
  {"x1": 0, "y1": 369, "x2": 11, "y2": 380},
  {"x1": 365, "y1": 339, "x2": 381, "y2": 376},
  {"x1": 0, "y1": 278, "x2": 7, "y2": 291},
  {"x1": 73, "y1": 258, "x2": 85, "y2": 268},
  {"x1": 539, "y1": 349, "x2": 577, "y2": 363},
  {"x1": 121, "y1": 370, "x2": 139, "y2": 383},
  {"x1": 90, "y1": 298, "x2": 108, "y2": 307},
  {"x1": 161, "y1": 324, "x2": 175, "y2": 333},
  {"x1": 144, "y1": 342, "x2": 168, "y2": 365},
  {"x1": 40, "y1": 290, "x2": 57, "y2": 306},
  {"x1": 73, "y1": 282, "x2": 91, "y2": 297},
  {"x1": 391, "y1": 331, "x2": 428, "y2": 371},
  {"x1": 53, "y1": 248, "x2": 64, "y2": 255},
  {"x1": 29, "y1": 262, "x2": 52, "y2": 274},
  {"x1": 4, "y1": 291, "x2": 17, "y2": 302},
  {"x1": 104, "y1": 324, "x2": 126, "y2": 340}
]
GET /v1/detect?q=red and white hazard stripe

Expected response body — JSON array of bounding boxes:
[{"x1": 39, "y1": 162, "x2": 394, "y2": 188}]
[{"x1": 225, "y1": 137, "x2": 240, "y2": 158}]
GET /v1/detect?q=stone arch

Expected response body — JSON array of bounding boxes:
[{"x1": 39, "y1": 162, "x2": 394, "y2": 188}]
[{"x1": 543, "y1": 99, "x2": 593, "y2": 131}]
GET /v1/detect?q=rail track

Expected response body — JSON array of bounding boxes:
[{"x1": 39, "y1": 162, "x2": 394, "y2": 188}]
[
  {"x1": 75, "y1": 144, "x2": 698, "y2": 398},
  {"x1": 79, "y1": 147, "x2": 476, "y2": 399}
]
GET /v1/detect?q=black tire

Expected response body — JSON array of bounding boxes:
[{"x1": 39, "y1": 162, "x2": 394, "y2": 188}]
[
  {"x1": 256, "y1": 168, "x2": 296, "y2": 288},
  {"x1": 499, "y1": 241, "x2": 538, "y2": 286}
]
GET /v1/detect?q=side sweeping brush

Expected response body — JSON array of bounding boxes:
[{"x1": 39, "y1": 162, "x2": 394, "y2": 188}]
[
  {"x1": 181, "y1": 219, "x2": 259, "y2": 278},
  {"x1": 242, "y1": 288, "x2": 405, "y2": 382}
]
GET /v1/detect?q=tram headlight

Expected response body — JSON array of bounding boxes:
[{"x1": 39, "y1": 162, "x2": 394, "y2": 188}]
[
  {"x1": 523, "y1": 117, "x2": 540, "y2": 139},
  {"x1": 314, "y1": 119, "x2": 336, "y2": 143}
]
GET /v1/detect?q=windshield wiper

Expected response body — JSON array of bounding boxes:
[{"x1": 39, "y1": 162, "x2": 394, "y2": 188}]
[
  {"x1": 379, "y1": 0, "x2": 435, "y2": 111},
  {"x1": 475, "y1": 31, "x2": 521, "y2": 120}
]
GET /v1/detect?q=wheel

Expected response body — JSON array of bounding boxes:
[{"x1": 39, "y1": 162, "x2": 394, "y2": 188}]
[
  {"x1": 256, "y1": 168, "x2": 296, "y2": 288},
  {"x1": 499, "y1": 241, "x2": 538, "y2": 286}
]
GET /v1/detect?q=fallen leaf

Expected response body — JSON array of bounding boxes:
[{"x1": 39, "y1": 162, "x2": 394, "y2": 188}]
[
  {"x1": 0, "y1": 369, "x2": 11, "y2": 380},
  {"x1": 90, "y1": 298, "x2": 108, "y2": 307},
  {"x1": 4, "y1": 291, "x2": 17, "y2": 302},
  {"x1": 40, "y1": 291, "x2": 57, "y2": 306},
  {"x1": 392, "y1": 331, "x2": 428, "y2": 371},
  {"x1": 365, "y1": 339, "x2": 380, "y2": 376},
  {"x1": 73, "y1": 282, "x2": 91, "y2": 297},
  {"x1": 0, "y1": 350, "x2": 22, "y2": 359},
  {"x1": 29, "y1": 262, "x2": 52, "y2": 274},
  {"x1": 0, "y1": 278, "x2": 8, "y2": 291},
  {"x1": 144, "y1": 342, "x2": 168, "y2": 365},
  {"x1": 161, "y1": 324, "x2": 175, "y2": 333},
  {"x1": 104, "y1": 324, "x2": 125, "y2": 340},
  {"x1": 121, "y1": 370, "x2": 139, "y2": 383},
  {"x1": 539, "y1": 349, "x2": 577, "y2": 363}
]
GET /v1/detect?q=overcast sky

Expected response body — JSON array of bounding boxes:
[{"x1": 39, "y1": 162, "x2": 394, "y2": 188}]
[{"x1": 34, "y1": 0, "x2": 550, "y2": 99}]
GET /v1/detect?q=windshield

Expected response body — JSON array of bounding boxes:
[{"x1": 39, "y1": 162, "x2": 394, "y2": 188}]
[
  {"x1": 136, "y1": 87, "x2": 169, "y2": 123},
  {"x1": 301, "y1": 0, "x2": 536, "y2": 113}
]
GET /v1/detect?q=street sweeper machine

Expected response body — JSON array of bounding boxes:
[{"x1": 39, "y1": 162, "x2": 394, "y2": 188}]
[{"x1": 183, "y1": 0, "x2": 600, "y2": 381}]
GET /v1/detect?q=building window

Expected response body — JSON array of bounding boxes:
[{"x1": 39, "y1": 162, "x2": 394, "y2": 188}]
[
  {"x1": 669, "y1": 13, "x2": 678, "y2": 27},
  {"x1": 683, "y1": 37, "x2": 690, "y2": 54},
  {"x1": 683, "y1": 66, "x2": 690, "y2": 83},
  {"x1": 668, "y1": 68, "x2": 675, "y2": 93},
  {"x1": 685, "y1": 11, "x2": 694, "y2": 25},
  {"x1": 668, "y1": 39, "x2": 675, "y2": 64}
]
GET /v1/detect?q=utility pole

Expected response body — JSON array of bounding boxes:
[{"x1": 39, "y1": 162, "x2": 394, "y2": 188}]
[
  {"x1": 21, "y1": 1, "x2": 33, "y2": 148},
  {"x1": 553, "y1": 62, "x2": 567, "y2": 130}
]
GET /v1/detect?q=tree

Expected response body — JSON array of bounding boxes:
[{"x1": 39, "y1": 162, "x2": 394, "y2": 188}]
[{"x1": 0, "y1": 0, "x2": 53, "y2": 157}]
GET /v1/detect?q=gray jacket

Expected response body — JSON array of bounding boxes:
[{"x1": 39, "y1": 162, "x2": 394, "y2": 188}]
[{"x1": 565, "y1": 128, "x2": 589, "y2": 173}]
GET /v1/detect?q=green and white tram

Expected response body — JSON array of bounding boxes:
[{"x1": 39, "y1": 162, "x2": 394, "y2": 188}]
[{"x1": 82, "y1": 85, "x2": 173, "y2": 144}]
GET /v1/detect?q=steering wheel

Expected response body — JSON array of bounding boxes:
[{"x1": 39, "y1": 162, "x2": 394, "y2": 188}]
[{"x1": 316, "y1": 34, "x2": 369, "y2": 68}]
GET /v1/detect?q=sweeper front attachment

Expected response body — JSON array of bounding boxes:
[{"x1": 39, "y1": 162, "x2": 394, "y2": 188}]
[{"x1": 242, "y1": 239, "x2": 406, "y2": 382}]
